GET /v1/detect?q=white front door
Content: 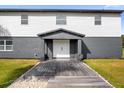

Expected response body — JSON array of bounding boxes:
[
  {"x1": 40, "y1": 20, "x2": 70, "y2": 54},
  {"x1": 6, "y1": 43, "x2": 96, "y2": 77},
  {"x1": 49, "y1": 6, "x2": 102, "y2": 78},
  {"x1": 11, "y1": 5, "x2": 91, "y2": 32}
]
[{"x1": 53, "y1": 40, "x2": 70, "y2": 58}]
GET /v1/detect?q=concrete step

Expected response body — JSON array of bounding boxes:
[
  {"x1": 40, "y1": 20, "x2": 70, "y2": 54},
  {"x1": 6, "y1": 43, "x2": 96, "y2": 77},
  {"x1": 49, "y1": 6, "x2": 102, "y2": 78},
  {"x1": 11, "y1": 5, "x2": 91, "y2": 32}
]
[
  {"x1": 48, "y1": 79, "x2": 105, "y2": 83},
  {"x1": 54, "y1": 76, "x2": 100, "y2": 79},
  {"x1": 47, "y1": 83, "x2": 112, "y2": 88},
  {"x1": 47, "y1": 76, "x2": 112, "y2": 88},
  {"x1": 49, "y1": 76, "x2": 103, "y2": 82}
]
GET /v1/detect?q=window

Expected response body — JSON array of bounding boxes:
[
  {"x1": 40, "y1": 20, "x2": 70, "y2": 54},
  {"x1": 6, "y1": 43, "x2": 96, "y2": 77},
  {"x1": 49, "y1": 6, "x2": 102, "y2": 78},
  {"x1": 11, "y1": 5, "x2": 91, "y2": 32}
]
[
  {"x1": 0, "y1": 41, "x2": 4, "y2": 51},
  {"x1": 95, "y1": 15, "x2": 101, "y2": 25},
  {"x1": 21, "y1": 14, "x2": 28, "y2": 25},
  {"x1": 56, "y1": 15, "x2": 66, "y2": 25},
  {"x1": 0, "y1": 40, "x2": 13, "y2": 51}
]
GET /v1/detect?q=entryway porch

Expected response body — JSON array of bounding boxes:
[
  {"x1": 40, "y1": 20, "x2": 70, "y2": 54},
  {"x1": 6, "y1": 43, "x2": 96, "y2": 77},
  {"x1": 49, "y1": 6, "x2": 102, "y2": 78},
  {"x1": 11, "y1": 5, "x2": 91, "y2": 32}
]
[{"x1": 38, "y1": 28, "x2": 85, "y2": 60}]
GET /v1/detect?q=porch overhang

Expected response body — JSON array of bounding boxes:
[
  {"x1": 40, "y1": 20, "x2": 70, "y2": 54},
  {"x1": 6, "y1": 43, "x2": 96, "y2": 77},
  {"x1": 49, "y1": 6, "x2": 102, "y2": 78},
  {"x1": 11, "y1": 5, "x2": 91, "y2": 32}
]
[{"x1": 37, "y1": 28, "x2": 85, "y2": 39}]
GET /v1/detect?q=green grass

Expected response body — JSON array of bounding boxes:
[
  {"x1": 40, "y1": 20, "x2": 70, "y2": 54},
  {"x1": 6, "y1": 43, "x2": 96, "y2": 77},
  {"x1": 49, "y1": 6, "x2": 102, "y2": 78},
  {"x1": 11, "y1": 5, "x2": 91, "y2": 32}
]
[
  {"x1": 0, "y1": 59, "x2": 37, "y2": 88},
  {"x1": 84, "y1": 59, "x2": 124, "y2": 88},
  {"x1": 122, "y1": 48, "x2": 124, "y2": 58}
]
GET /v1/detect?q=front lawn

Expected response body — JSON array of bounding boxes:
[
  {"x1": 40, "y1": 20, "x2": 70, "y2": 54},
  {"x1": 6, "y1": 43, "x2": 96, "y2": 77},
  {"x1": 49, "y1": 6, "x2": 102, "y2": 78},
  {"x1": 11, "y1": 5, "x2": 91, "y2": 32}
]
[
  {"x1": 122, "y1": 48, "x2": 124, "y2": 58},
  {"x1": 0, "y1": 59, "x2": 37, "y2": 88},
  {"x1": 84, "y1": 59, "x2": 124, "y2": 88}
]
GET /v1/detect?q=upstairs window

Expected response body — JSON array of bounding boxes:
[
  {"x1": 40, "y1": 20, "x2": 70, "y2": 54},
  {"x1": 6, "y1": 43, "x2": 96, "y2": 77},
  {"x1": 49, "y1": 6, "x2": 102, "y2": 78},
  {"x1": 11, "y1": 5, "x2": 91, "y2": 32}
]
[
  {"x1": 95, "y1": 15, "x2": 101, "y2": 25},
  {"x1": 21, "y1": 14, "x2": 28, "y2": 25},
  {"x1": 56, "y1": 15, "x2": 66, "y2": 25},
  {"x1": 0, "y1": 40, "x2": 13, "y2": 51}
]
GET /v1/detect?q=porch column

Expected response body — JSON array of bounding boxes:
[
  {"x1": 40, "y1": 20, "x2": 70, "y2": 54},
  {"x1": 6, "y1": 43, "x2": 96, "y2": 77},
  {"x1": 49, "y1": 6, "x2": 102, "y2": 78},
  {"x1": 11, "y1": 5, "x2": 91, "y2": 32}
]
[
  {"x1": 47, "y1": 39, "x2": 53, "y2": 60},
  {"x1": 78, "y1": 39, "x2": 82, "y2": 59},
  {"x1": 44, "y1": 40, "x2": 47, "y2": 60}
]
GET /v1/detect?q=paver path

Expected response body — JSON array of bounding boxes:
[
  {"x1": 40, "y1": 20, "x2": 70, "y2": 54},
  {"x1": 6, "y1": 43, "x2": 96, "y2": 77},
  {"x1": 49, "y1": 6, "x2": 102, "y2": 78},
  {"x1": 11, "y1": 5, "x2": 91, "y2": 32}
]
[{"x1": 9, "y1": 59, "x2": 112, "y2": 88}]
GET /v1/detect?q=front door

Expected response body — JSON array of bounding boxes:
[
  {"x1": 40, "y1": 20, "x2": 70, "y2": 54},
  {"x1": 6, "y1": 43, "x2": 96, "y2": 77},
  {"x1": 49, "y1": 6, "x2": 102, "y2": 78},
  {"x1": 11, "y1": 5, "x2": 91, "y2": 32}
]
[{"x1": 53, "y1": 40, "x2": 70, "y2": 58}]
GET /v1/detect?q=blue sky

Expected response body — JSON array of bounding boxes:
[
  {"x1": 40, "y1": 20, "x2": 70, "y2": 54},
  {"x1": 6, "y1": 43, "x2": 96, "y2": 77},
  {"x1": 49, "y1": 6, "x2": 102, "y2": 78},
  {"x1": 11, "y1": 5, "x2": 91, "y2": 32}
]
[{"x1": 0, "y1": 5, "x2": 124, "y2": 34}]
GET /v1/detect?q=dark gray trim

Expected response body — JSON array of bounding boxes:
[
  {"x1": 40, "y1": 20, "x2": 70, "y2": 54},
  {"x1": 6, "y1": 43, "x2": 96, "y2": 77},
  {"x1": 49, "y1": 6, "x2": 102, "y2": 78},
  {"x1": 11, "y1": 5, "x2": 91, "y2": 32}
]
[
  {"x1": 0, "y1": 36, "x2": 121, "y2": 38},
  {"x1": 38, "y1": 28, "x2": 85, "y2": 37},
  {"x1": 38, "y1": 28, "x2": 85, "y2": 39},
  {"x1": 0, "y1": 9, "x2": 123, "y2": 13},
  {"x1": 0, "y1": 36, "x2": 39, "y2": 38}
]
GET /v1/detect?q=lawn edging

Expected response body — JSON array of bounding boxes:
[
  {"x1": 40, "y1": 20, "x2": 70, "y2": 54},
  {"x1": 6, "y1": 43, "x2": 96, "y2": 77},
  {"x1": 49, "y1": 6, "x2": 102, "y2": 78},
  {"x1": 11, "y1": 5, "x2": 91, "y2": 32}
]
[
  {"x1": 83, "y1": 62, "x2": 114, "y2": 88},
  {"x1": 8, "y1": 60, "x2": 40, "y2": 87}
]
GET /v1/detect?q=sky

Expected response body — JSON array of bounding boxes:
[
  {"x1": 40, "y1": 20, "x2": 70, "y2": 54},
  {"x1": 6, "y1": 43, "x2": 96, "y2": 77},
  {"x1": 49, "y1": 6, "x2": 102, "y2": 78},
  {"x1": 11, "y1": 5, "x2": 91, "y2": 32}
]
[{"x1": 0, "y1": 5, "x2": 124, "y2": 34}]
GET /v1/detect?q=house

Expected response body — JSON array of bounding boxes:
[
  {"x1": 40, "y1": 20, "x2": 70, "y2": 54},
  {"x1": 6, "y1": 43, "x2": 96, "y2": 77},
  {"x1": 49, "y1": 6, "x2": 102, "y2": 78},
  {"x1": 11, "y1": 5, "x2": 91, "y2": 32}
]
[{"x1": 0, "y1": 8, "x2": 122, "y2": 60}]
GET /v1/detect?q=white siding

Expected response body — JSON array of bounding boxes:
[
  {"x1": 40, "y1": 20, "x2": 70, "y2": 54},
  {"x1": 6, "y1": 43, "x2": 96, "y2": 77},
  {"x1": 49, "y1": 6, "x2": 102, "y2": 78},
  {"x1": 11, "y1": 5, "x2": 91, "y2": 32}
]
[{"x1": 0, "y1": 12, "x2": 121, "y2": 37}]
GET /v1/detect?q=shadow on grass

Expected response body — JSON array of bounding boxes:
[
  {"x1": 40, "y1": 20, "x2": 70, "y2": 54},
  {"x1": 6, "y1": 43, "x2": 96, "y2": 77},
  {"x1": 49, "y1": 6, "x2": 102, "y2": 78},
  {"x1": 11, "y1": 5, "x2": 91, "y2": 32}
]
[{"x1": 0, "y1": 65, "x2": 34, "y2": 88}]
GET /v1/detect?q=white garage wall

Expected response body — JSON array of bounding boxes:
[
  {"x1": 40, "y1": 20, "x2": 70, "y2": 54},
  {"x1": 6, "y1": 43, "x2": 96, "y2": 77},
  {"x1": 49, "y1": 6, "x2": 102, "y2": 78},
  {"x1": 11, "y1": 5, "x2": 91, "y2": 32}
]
[{"x1": 0, "y1": 12, "x2": 121, "y2": 37}]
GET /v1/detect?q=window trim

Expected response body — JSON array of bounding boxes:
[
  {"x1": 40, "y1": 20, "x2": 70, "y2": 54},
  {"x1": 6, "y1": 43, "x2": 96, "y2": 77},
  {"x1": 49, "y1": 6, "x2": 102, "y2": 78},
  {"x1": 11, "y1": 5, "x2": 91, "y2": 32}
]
[
  {"x1": 0, "y1": 40, "x2": 13, "y2": 51},
  {"x1": 95, "y1": 15, "x2": 101, "y2": 25},
  {"x1": 21, "y1": 14, "x2": 28, "y2": 25}
]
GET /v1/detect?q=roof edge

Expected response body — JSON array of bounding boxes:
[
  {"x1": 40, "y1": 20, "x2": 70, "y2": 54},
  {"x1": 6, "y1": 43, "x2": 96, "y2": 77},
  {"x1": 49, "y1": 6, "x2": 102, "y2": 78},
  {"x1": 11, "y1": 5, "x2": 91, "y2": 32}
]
[
  {"x1": 0, "y1": 9, "x2": 123, "y2": 13},
  {"x1": 38, "y1": 28, "x2": 85, "y2": 38}
]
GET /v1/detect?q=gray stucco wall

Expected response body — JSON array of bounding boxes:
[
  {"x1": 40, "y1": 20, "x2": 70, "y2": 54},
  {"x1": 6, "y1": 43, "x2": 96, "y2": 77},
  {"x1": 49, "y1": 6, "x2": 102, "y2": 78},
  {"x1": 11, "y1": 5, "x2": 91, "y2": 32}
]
[
  {"x1": 0, "y1": 37, "x2": 44, "y2": 59},
  {"x1": 81, "y1": 37, "x2": 122, "y2": 59},
  {"x1": 0, "y1": 37, "x2": 122, "y2": 59}
]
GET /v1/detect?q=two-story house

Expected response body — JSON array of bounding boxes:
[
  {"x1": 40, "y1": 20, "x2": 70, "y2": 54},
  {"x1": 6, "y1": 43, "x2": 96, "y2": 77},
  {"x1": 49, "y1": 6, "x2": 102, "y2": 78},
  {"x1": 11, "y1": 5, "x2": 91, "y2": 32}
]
[{"x1": 0, "y1": 9, "x2": 122, "y2": 60}]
